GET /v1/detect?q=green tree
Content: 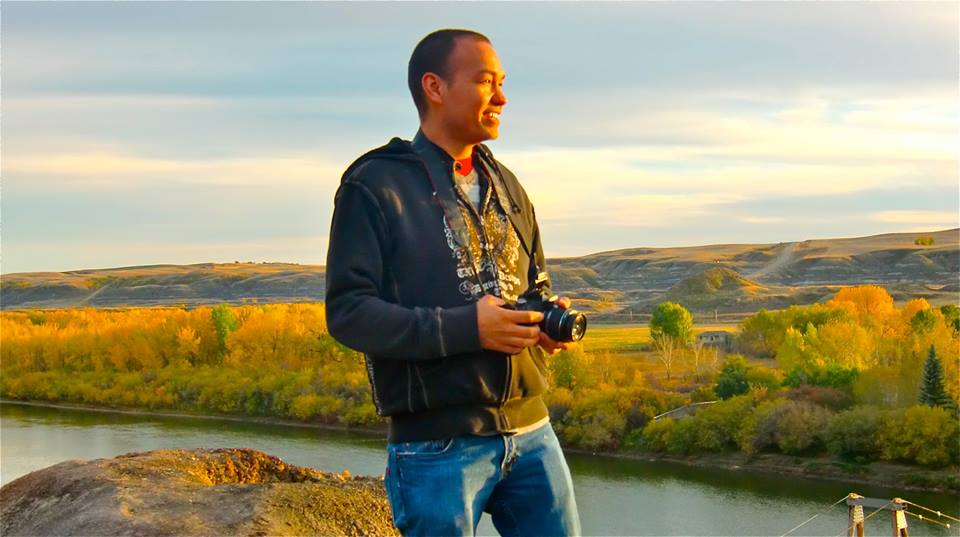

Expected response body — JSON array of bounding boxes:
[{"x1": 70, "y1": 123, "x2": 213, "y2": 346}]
[
  {"x1": 549, "y1": 347, "x2": 594, "y2": 391},
  {"x1": 737, "y1": 309, "x2": 785, "y2": 358},
  {"x1": 940, "y1": 305, "x2": 960, "y2": 334},
  {"x1": 211, "y1": 304, "x2": 240, "y2": 361},
  {"x1": 649, "y1": 302, "x2": 693, "y2": 380},
  {"x1": 910, "y1": 309, "x2": 938, "y2": 334},
  {"x1": 649, "y1": 302, "x2": 694, "y2": 342},
  {"x1": 919, "y1": 345, "x2": 953, "y2": 409},
  {"x1": 714, "y1": 355, "x2": 750, "y2": 399}
]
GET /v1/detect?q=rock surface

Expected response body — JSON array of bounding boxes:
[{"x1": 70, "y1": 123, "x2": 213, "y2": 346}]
[{"x1": 0, "y1": 447, "x2": 400, "y2": 536}]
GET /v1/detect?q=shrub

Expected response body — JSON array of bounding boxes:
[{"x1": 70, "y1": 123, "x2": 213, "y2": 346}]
[
  {"x1": 783, "y1": 362, "x2": 859, "y2": 390},
  {"x1": 689, "y1": 385, "x2": 717, "y2": 403},
  {"x1": 715, "y1": 355, "x2": 750, "y2": 399},
  {"x1": 746, "y1": 366, "x2": 783, "y2": 391},
  {"x1": 878, "y1": 405, "x2": 960, "y2": 467},
  {"x1": 667, "y1": 417, "x2": 698, "y2": 455},
  {"x1": 774, "y1": 401, "x2": 831, "y2": 455},
  {"x1": 545, "y1": 387, "x2": 575, "y2": 422},
  {"x1": 549, "y1": 347, "x2": 594, "y2": 390},
  {"x1": 785, "y1": 385, "x2": 853, "y2": 411},
  {"x1": 823, "y1": 405, "x2": 884, "y2": 459},
  {"x1": 736, "y1": 399, "x2": 790, "y2": 456},
  {"x1": 633, "y1": 417, "x2": 675, "y2": 452},
  {"x1": 692, "y1": 395, "x2": 756, "y2": 452}
]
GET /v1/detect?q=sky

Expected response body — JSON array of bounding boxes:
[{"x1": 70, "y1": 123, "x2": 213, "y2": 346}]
[{"x1": 2, "y1": 2, "x2": 958, "y2": 274}]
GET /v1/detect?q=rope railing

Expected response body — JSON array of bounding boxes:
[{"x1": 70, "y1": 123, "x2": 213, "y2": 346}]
[
  {"x1": 901, "y1": 498, "x2": 960, "y2": 524},
  {"x1": 778, "y1": 493, "x2": 960, "y2": 537},
  {"x1": 778, "y1": 495, "x2": 849, "y2": 537},
  {"x1": 831, "y1": 500, "x2": 893, "y2": 537},
  {"x1": 904, "y1": 510, "x2": 953, "y2": 530}
]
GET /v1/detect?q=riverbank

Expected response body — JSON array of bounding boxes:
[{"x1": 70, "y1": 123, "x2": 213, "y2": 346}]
[{"x1": 3, "y1": 398, "x2": 957, "y2": 496}]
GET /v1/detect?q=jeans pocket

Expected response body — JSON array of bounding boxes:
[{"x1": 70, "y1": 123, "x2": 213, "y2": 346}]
[
  {"x1": 384, "y1": 448, "x2": 407, "y2": 531},
  {"x1": 394, "y1": 436, "x2": 457, "y2": 457}
]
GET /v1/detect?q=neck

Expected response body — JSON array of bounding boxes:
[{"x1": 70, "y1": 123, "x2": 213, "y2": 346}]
[{"x1": 419, "y1": 120, "x2": 475, "y2": 160}]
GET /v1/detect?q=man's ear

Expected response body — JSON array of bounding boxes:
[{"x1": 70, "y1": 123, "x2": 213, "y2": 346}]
[{"x1": 422, "y1": 72, "x2": 445, "y2": 108}]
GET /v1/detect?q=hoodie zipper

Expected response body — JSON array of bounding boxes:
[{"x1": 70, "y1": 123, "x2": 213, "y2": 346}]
[
  {"x1": 451, "y1": 165, "x2": 514, "y2": 411},
  {"x1": 410, "y1": 149, "x2": 513, "y2": 412}
]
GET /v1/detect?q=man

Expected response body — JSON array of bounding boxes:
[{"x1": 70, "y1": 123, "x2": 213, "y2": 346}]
[{"x1": 325, "y1": 29, "x2": 581, "y2": 537}]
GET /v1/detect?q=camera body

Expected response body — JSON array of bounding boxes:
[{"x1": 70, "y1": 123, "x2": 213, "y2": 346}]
[{"x1": 504, "y1": 273, "x2": 587, "y2": 343}]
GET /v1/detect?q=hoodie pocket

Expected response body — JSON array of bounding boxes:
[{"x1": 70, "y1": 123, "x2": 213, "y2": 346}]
[{"x1": 416, "y1": 352, "x2": 507, "y2": 409}]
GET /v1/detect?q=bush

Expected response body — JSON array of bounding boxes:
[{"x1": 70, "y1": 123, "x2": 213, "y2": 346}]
[
  {"x1": 746, "y1": 366, "x2": 783, "y2": 392},
  {"x1": 545, "y1": 386, "x2": 574, "y2": 422},
  {"x1": 667, "y1": 417, "x2": 698, "y2": 455},
  {"x1": 689, "y1": 385, "x2": 717, "y2": 403},
  {"x1": 878, "y1": 405, "x2": 960, "y2": 467},
  {"x1": 774, "y1": 401, "x2": 831, "y2": 455},
  {"x1": 736, "y1": 399, "x2": 790, "y2": 456},
  {"x1": 715, "y1": 355, "x2": 750, "y2": 399},
  {"x1": 783, "y1": 362, "x2": 859, "y2": 390},
  {"x1": 742, "y1": 400, "x2": 832, "y2": 456},
  {"x1": 692, "y1": 395, "x2": 756, "y2": 452},
  {"x1": 785, "y1": 385, "x2": 853, "y2": 411},
  {"x1": 633, "y1": 417, "x2": 674, "y2": 452},
  {"x1": 553, "y1": 388, "x2": 627, "y2": 451},
  {"x1": 823, "y1": 405, "x2": 884, "y2": 459},
  {"x1": 549, "y1": 347, "x2": 594, "y2": 390}
]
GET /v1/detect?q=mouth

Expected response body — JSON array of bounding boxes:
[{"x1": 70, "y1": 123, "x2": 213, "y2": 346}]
[{"x1": 483, "y1": 111, "x2": 500, "y2": 123}]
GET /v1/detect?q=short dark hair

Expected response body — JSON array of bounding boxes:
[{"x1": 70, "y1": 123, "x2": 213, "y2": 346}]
[{"x1": 408, "y1": 29, "x2": 491, "y2": 119}]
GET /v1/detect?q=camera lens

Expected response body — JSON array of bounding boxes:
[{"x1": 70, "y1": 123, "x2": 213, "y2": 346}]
[
  {"x1": 543, "y1": 306, "x2": 587, "y2": 342},
  {"x1": 567, "y1": 311, "x2": 587, "y2": 341}
]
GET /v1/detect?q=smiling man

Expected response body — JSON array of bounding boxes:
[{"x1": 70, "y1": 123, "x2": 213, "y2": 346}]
[{"x1": 324, "y1": 29, "x2": 581, "y2": 536}]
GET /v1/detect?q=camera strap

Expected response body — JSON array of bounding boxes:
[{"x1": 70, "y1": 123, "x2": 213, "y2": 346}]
[
  {"x1": 410, "y1": 132, "x2": 498, "y2": 299},
  {"x1": 475, "y1": 147, "x2": 542, "y2": 292},
  {"x1": 409, "y1": 131, "x2": 541, "y2": 297}
]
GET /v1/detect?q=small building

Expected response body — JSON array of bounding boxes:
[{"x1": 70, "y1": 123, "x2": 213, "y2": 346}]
[{"x1": 697, "y1": 330, "x2": 732, "y2": 351}]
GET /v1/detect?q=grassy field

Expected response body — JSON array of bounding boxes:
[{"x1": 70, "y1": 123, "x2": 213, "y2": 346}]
[
  {"x1": 582, "y1": 324, "x2": 737, "y2": 354},
  {"x1": 570, "y1": 324, "x2": 749, "y2": 392}
]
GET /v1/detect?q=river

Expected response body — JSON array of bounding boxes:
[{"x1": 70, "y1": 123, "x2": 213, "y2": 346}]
[{"x1": 1, "y1": 402, "x2": 957, "y2": 536}]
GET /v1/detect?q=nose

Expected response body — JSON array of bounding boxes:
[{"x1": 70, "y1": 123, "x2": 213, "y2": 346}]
[{"x1": 492, "y1": 83, "x2": 507, "y2": 107}]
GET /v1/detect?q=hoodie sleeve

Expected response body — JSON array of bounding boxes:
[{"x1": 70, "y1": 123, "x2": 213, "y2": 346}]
[{"x1": 324, "y1": 179, "x2": 481, "y2": 360}]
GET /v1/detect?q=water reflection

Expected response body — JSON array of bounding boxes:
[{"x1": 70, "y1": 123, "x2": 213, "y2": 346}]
[{"x1": 2, "y1": 402, "x2": 957, "y2": 536}]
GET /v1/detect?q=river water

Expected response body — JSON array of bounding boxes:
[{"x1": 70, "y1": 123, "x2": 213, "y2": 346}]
[{"x1": 1, "y1": 402, "x2": 957, "y2": 536}]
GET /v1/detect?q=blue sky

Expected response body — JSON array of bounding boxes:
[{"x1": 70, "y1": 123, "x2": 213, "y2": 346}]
[{"x1": 2, "y1": 2, "x2": 957, "y2": 273}]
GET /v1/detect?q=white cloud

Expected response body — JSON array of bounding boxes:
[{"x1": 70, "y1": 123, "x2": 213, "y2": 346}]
[
  {"x1": 738, "y1": 216, "x2": 787, "y2": 224},
  {"x1": 2, "y1": 236, "x2": 328, "y2": 274},
  {"x1": 3, "y1": 151, "x2": 346, "y2": 191},
  {"x1": 870, "y1": 210, "x2": 958, "y2": 226}
]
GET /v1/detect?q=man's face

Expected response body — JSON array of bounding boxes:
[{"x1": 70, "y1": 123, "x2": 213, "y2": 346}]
[{"x1": 438, "y1": 38, "x2": 507, "y2": 144}]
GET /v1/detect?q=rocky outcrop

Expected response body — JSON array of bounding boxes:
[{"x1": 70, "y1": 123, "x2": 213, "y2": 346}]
[{"x1": 0, "y1": 448, "x2": 399, "y2": 536}]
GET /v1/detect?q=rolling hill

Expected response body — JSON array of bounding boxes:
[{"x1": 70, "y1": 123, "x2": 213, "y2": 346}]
[{"x1": 2, "y1": 229, "x2": 957, "y2": 321}]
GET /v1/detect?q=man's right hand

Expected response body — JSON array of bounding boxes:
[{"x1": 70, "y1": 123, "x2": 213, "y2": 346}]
[{"x1": 476, "y1": 294, "x2": 543, "y2": 355}]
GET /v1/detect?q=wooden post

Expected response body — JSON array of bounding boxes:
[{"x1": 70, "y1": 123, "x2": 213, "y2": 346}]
[
  {"x1": 891, "y1": 498, "x2": 908, "y2": 537},
  {"x1": 848, "y1": 494, "x2": 865, "y2": 537},
  {"x1": 845, "y1": 494, "x2": 909, "y2": 537}
]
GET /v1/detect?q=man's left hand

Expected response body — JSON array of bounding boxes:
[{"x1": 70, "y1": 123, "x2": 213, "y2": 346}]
[{"x1": 538, "y1": 296, "x2": 574, "y2": 355}]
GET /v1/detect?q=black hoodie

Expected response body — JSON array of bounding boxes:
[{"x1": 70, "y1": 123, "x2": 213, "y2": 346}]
[{"x1": 324, "y1": 130, "x2": 551, "y2": 442}]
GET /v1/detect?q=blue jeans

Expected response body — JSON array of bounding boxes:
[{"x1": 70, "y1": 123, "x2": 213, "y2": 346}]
[{"x1": 384, "y1": 421, "x2": 581, "y2": 536}]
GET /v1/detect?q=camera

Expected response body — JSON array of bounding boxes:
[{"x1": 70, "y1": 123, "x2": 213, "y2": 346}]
[{"x1": 503, "y1": 273, "x2": 587, "y2": 342}]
